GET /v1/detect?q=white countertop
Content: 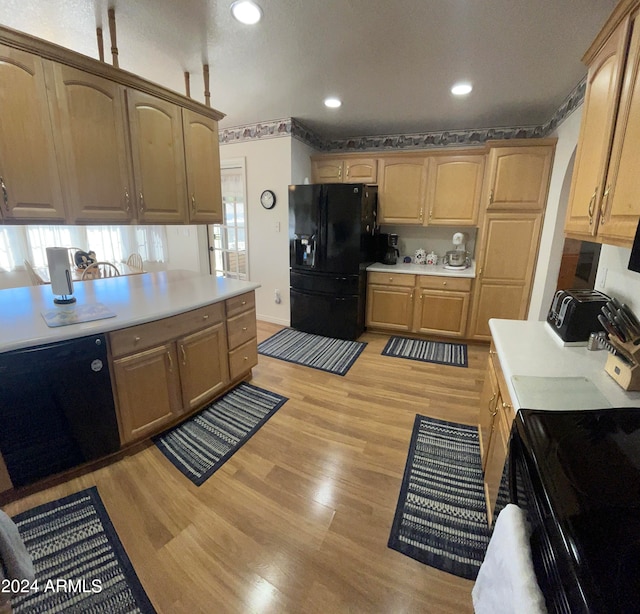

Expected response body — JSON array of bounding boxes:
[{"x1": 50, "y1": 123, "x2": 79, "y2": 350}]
[
  {"x1": 366, "y1": 260, "x2": 476, "y2": 278},
  {"x1": 0, "y1": 270, "x2": 260, "y2": 353},
  {"x1": 489, "y1": 319, "x2": 640, "y2": 411}
]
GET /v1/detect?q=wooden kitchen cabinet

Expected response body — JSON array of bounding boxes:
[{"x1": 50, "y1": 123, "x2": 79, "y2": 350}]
[
  {"x1": 226, "y1": 293, "x2": 258, "y2": 381},
  {"x1": 412, "y1": 276, "x2": 471, "y2": 337},
  {"x1": 310, "y1": 156, "x2": 377, "y2": 184},
  {"x1": 127, "y1": 90, "x2": 188, "y2": 223},
  {"x1": 0, "y1": 451, "x2": 12, "y2": 494},
  {"x1": 468, "y1": 140, "x2": 553, "y2": 341},
  {"x1": 112, "y1": 343, "x2": 183, "y2": 444},
  {"x1": 48, "y1": 63, "x2": 135, "y2": 224},
  {"x1": 183, "y1": 109, "x2": 223, "y2": 223},
  {"x1": 565, "y1": 10, "x2": 633, "y2": 242},
  {"x1": 109, "y1": 301, "x2": 231, "y2": 444},
  {"x1": 378, "y1": 157, "x2": 429, "y2": 224},
  {"x1": 178, "y1": 323, "x2": 229, "y2": 412},
  {"x1": 596, "y1": 9, "x2": 640, "y2": 245},
  {"x1": 485, "y1": 144, "x2": 554, "y2": 212},
  {"x1": 426, "y1": 154, "x2": 485, "y2": 225},
  {"x1": 0, "y1": 45, "x2": 66, "y2": 222},
  {"x1": 478, "y1": 344, "x2": 514, "y2": 525},
  {"x1": 468, "y1": 213, "x2": 543, "y2": 340},
  {"x1": 366, "y1": 272, "x2": 471, "y2": 337}
]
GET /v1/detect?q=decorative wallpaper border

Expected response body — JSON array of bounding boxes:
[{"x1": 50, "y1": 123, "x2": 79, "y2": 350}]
[{"x1": 219, "y1": 78, "x2": 586, "y2": 152}]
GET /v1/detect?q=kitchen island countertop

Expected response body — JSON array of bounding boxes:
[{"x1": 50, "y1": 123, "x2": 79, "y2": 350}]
[
  {"x1": 490, "y1": 318, "x2": 640, "y2": 411},
  {"x1": 0, "y1": 270, "x2": 260, "y2": 353},
  {"x1": 366, "y1": 260, "x2": 476, "y2": 278}
]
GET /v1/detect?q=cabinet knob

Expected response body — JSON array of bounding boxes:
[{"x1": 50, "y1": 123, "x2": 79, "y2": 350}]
[
  {"x1": 124, "y1": 187, "x2": 130, "y2": 212},
  {"x1": 134, "y1": 336, "x2": 141, "y2": 343},
  {"x1": 242, "y1": 326, "x2": 248, "y2": 331},
  {"x1": 443, "y1": 281, "x2": 447, "y2": 286},
  {"x1": 243, "y1": 356, "x2": 248, "y2": 361},
  {"x1": 241, "y1": 300, "x2": 246, "y2": 305},
  {"x1": 139, "y1": 191, "x2": 145, "y2": 212},
  {"x1": 0, "y1": 176, "x2": 8, "y2": 212},
  {"x1": 191, "y1": 194, "x2": 196, "y2": 214},
  {"x1": 389, "y1": 277, "x2": 393, "y2": 282},
  {"x1": 203, "y1": 314, "x2": 209, "y2": 320}
]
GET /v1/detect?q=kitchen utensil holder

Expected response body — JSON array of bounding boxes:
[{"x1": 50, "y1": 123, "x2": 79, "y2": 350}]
[{"x1": 604, "y1": 336, "x2": 640, "y2": 391}]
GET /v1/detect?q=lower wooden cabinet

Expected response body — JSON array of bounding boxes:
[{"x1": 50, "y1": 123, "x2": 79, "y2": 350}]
[
  {"x1": 112, "y1": 343, "x2": 183, "y2": 444},
  {"x1": 0, "y1": 451, "x2": 13, "y2": 494},
  {"x1": 178, "y1": 322, "x2": 229, "y2": 412},
  {"x1": 366, "y1": 272, "x2": 471, "y2": 337},
  {"x1": 478, "y1": 344, "x2": 514, "y2": 525},
  {"x1": 109, "y1": 292, "x2": 258, "y2": 445}
]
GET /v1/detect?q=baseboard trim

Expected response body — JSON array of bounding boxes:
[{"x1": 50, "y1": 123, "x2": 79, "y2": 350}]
[{"x1": 257, "y1": 314, "x2": 290, "y2": 326}]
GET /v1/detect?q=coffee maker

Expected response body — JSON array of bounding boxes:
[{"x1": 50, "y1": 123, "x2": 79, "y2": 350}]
[{"x1": 383, "y1": 234, "x2": 399, "y2": 265}]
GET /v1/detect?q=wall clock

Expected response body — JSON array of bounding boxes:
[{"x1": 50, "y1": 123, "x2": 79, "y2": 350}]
[{"x1": 260, "y1": 189, "x2": 276, "y2": 209}]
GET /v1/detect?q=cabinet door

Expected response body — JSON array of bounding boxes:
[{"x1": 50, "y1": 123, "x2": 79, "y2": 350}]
[
  {"x1": 377, "y1": 157, "x2": 428, "y2": 224},
  {"x1": 183, "y1": 109, "x2": 223, "y2": 223},
  {"x1": 127, "y1": 90, "x2": 187, "y2": 223},
  {"x1": 178, "y1": 322, "x2": 229, "y2": 412},
  {"x1": 485, "y1": 146, "x2": 554, "y2": 211},
  {"x1": 426, "y1": 154, "x2": 485, "y2": 225},
  {"x1": 478, "y1": 353, "x2": 499, "y2": 470},
  {"x1": 413, "y1": 289, "x2": 469, "y2": 337},
  {"x1": 565, "y1": 16, "x2": 630, "y2": 238},
  {"x1": 366, "y1": 284, "x2": 414, "y2": 330},
  {"x1": 311, "y1": 158, "x2": 344, "y2": 183},
  {"x1": 599, "y1": 14, "x2": 640, "y2": 246},
  {"x1": 113, "y1": 344, "x2": 182, "y2": 444},
  {"x1": 345, "y1": 157, "x2": 377, "y2": 183},
  {"x1": 469, "y1": 213, "x2": 542, "y2": 340},
  {"x1": 483, "y1": 394, "x2": 509, "y2": 525},
  {"x1": 0, "y1": 45, "x2": 65, "y2": 221},
  {"x1": 49, "y1": 63, "x2": 134, "y2": 223}
]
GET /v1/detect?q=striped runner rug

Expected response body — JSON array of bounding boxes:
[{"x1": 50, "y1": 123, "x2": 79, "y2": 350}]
[
  {"x1": 10, "y1": 487, "x2": 155, "y2": 613},
  {"x1": 388, "y1": 415, "x2": 491, "y2": 580},
  {"x1": 382, "y1": 336, "x2": 468, "y2": 367},
  {"x1": 154, "y1": 382, "x2": 288, "y2": 486},
  {"x1": 257, "y1": 327, "x2": 366, "y2": 376}
]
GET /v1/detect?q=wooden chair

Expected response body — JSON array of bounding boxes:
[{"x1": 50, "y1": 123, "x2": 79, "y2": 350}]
[
  {"x1": 24, "y1": 259, "x2": 46, "y2": 285},
  {"x1": 126, "y1": 252, "x2": 143, "y2": 271},
  {"x1": 81, "y1": 261, "x2": 121, "y2": 280}
]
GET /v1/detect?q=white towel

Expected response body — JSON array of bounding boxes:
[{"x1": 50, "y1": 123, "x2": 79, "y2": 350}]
[
  {"x1": 0, "y1": 510, "x2": 35, "y2": 606},
  {"x1": 472, "y1": 504, "x2": 547, "y2": 614}
]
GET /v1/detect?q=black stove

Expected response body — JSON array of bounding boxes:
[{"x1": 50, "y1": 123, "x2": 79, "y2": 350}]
[{"x1": 511, "y1": 408, "x2": 640, "y2": 614}]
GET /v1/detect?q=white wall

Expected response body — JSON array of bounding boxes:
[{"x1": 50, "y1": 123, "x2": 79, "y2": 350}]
[
  {"x1": 529, "y1": 108, "x2": 583, "y2": 320},
  {"x1": 596, "y1": 245, "x2": 640, "y2": 313},
  {"x1": 220, "y1": 137, "x2": 293, "y2": 325}
]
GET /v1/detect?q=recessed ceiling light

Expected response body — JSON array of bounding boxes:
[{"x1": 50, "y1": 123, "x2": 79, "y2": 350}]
[
  {"x1": 451, "y1": 82, "x2": 473, "y2": 96},
  {"x1": 324, "y1": 97, "x2": 342, "y2": 108},
  {"x1": 231, "y1": 1, "x2": 262, "y2": 25}
]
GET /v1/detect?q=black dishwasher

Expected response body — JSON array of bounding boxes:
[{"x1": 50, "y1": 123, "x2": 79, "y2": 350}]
[{"x1": 0, "y1": 334, "x2": 121, "y2": 488}]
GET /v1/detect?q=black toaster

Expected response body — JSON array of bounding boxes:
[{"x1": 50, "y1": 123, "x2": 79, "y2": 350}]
[{"x1": 547, "y1": 289, "x2": 610, "y2": 342}]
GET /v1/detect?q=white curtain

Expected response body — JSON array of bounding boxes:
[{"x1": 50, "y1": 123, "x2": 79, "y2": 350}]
[{"x1": 0, "y1": 225, "x2": 168, "y2": 272}]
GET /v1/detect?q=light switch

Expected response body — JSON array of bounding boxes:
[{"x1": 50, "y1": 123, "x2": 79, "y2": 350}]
[{"x1": 274, "y1": 221, "x2": 280, "y2": 232}]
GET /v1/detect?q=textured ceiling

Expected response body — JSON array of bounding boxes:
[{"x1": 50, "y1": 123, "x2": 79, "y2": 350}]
[{"x1": 0, "y1": 0, "x2": 620, "y2": 139}]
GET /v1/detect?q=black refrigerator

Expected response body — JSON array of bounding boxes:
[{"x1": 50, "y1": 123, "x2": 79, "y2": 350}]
[{"x1": 289, "y1": 183, "x2": 378, "y2": 340}]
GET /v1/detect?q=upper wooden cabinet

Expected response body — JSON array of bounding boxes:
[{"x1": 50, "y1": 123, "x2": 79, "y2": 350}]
[
  {"x1": 378, "y1": 156, "x2": 429, "y2": 224},
  {"x1": 598, "y1": 9, "x2": 640, "y2": 245},
  {"x1": 565, "y1": 13, "x2": 631, "y2": 240},
  {"x1": 485, "y1": 144, "x2": 554, "y2": 211},
  {"x1": 48, "y1": 63, "x2": 134, "y2": 223},
  {"x1": 127, "y1": 90, "x2": 188, "y2": 224},
  {"x1": 0, "y1": 45, "x2": 66, "y2": 221},
  {"x1": 0, "y1": 25, "x2": 224, "y2": 226},
  {"x1": 183, "y1": 109, "x2": 223, "y2": 224},
  {"x1": 311, "y1": 156, "x2": 377, "y2": 184},
  {"x1": 426, "y1": 154, "x2": 485, "y2": 225}
]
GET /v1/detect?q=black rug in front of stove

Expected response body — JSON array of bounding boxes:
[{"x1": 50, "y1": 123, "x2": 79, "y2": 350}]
[
  {"x1": 382, "y1": 336, "x2": 468, "y2": 367},
  {"x1": 388, "y1": 415, "x2": 508, "y2": 580}
]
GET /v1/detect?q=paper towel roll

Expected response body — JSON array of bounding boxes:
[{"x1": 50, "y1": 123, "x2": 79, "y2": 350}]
[{"x1": 46, "y1": 247, "x2": 74, "y2": 297}]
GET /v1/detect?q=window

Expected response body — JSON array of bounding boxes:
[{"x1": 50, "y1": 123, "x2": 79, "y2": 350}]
[
  {"x1": 0, "y1": 225, "x2": 168, "y2": 272},
  {"x1": 209, "y1": 158, "x2": 248, "y2": 279}
]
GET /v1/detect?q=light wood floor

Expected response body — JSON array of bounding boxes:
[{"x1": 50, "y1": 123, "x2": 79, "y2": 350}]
[{"x1": 3, "y1": 322, "x2": 489, "y2": 613}]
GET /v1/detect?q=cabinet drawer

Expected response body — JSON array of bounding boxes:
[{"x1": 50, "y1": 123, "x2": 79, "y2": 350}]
[
  {"x1": 109, "y1": 302, "x2": 225, "y2": 358},
  {"x1": 226, "y1": 291, "x2": 255, "y2": 318},
  {"x1": 417, "y1": 276, "x2": 472, "y2": 292},
  {"x1": 227, "y1": 309, "x2": 257, "y2": 350},
  {"x1": 367, "y1": 272, "x2": 415, "y2": 287},
  {"x1": 229, "y1": 338, "x2": 258, "y2": 380}
]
